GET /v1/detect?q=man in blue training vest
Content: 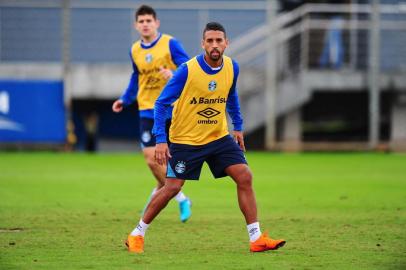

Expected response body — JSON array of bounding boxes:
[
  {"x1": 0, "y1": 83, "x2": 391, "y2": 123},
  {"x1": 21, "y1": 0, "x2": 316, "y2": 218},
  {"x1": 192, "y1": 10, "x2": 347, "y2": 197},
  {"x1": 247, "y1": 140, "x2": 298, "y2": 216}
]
[{"x1": 126, "y1": 22, "x2": 286, "y2": 253}]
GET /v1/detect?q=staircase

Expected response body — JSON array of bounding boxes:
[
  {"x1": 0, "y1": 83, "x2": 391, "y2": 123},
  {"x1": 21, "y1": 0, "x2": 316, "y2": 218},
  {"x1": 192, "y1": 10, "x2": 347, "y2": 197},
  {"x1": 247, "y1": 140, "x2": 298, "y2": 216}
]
[{"x1": 228, "y1": 3, "x2": 406, "y2": 134}]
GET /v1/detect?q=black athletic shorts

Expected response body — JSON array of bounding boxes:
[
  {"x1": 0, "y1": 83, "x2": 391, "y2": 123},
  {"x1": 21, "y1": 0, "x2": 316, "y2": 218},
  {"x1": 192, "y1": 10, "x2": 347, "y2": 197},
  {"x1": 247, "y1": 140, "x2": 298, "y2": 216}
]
[{"x1": 166, "y1": 135, "x2": 247, "y2": 180}]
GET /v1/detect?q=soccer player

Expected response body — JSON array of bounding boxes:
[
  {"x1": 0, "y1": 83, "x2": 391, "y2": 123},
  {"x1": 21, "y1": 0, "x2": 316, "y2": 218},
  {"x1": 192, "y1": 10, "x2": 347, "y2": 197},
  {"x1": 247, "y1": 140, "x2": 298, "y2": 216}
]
[
  {"x1": 125, "y1": 22, "x2": 286, "y2": 253},
  {"x1": 112, "y1": 5, "x2": 192, "y2": 226}
]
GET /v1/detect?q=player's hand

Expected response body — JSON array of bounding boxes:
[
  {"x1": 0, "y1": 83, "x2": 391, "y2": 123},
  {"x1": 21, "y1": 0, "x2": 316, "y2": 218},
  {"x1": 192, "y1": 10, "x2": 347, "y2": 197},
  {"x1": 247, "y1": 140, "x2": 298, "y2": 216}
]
[
  {"x1": 233, "y1": 131, "x2": 246, "y2": 152},
  {"x1": 112, "y1": 99, "x2": 124, "y2": 113},
  {"x1": 159, "y1": 67, "x2": 173, "y2": 80},
  {"x1": 155, "y1": 143, "x2": 172, "y2": 166}
]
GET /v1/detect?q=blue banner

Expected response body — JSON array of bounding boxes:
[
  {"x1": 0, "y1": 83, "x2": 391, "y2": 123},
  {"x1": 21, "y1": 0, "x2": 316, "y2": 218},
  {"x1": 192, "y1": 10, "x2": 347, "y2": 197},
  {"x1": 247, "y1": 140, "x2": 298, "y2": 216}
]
[{"x1": 0, "y1": 80, "x2": 66, "y2": 143}]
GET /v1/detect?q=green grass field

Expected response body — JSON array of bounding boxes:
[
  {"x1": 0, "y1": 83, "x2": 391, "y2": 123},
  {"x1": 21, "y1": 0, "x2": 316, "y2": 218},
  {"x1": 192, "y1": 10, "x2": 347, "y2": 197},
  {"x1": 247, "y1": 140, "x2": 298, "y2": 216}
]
[{"x1": 0, "y1": 152, "x2": 405, "y2": 269}]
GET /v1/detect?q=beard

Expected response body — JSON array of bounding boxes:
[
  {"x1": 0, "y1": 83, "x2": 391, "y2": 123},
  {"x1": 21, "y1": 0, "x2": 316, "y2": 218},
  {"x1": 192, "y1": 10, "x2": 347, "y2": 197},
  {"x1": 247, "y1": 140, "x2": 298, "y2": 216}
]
[{"x1": 207, "y1": 49, "x2": 222, "y2": 61}]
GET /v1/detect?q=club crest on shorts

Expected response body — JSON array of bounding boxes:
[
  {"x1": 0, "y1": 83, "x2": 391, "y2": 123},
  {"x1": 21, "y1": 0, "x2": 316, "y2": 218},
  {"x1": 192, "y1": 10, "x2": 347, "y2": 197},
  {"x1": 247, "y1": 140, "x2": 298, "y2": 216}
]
[
  {"x1": 208, "y1": 80, "x2": 217, "y2": 91},
  {"x1": 145, "y1": 53, "x2": 153, "y2": 63},
  {"x1": 175, "y1": 161, "x2": 186, "y2": 174},
  {"x1": 141, "y1": 131, "x2": 151, "y2": 143}
]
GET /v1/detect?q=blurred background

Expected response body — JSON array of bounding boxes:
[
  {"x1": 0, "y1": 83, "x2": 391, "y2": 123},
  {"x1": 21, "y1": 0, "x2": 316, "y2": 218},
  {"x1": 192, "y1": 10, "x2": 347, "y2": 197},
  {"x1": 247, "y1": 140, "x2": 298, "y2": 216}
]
[{"x1": 0, "y1": 0, "x2": 405, "y2": 152}]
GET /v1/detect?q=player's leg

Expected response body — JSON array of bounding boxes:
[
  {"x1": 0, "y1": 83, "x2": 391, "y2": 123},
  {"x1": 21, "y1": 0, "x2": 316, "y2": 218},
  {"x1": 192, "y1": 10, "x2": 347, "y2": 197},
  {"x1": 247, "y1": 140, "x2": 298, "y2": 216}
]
[
  {"x1": 140, "y1": 118, "x2": 191, "y2": 221},
  {"x1": 226, "y1": 163, "x2": 286, "y2": 252},
  {"x1": 206, "y1": 136, "x2": 256, "y2": 224},
  {"x1": 143, "y1": 178, "x2": 185, "y2": 223},
  {"x1": 139, "y1": 144, "x2": 164, "y2": 215},
  {"x1": 224, "y1": 164, "x2": 257, "y2": 224},
  {"x1": 143, "y1": 146, "x2": 165, "y2": 189},
  {"x1": 163, "y1": 119, "x2": 192, "y2": 222},
  {"x1": 142, "y1": 146, "x2": 191, "y2": 220},
  {"x1": 125, "y1": 140, "x2": 207, "y2": 253},
  {"x1": 208, "y1": 135, "x2": 285, "y2": 252},
  {"x1": 126, "y1": 178, "x2": 185, "y2": 253},
  {"x1": 139, "y1": 118, "x2": 165, "y2": 210}
]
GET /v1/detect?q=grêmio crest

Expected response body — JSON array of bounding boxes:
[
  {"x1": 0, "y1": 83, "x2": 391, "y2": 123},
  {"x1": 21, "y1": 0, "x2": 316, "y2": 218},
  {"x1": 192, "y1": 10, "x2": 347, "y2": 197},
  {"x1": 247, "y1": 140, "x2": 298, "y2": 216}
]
[{"x1": 208, "y1": 80, "x2": 217, "y2": 91}]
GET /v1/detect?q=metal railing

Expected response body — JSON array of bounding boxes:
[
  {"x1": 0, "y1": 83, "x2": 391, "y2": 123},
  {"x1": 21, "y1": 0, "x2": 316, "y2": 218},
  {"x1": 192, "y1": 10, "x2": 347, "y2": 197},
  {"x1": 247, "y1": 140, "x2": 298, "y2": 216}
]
[
  {"x1": 230, "y1": 3, "x2": 406, "y2": 74},
  {"x1": 228, "y1": 2, "x2": 406, "y2": 149}
]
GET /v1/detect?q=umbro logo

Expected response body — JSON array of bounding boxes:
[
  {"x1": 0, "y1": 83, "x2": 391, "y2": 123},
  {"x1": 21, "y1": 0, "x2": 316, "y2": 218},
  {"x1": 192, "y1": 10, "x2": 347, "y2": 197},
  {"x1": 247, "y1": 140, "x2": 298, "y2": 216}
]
[
  {"x1": 197, "y1": 107, "x2": 220, "y2": 119},
  {"x1": 249, "y1": 228, "x2": 258, "y2": 236}
]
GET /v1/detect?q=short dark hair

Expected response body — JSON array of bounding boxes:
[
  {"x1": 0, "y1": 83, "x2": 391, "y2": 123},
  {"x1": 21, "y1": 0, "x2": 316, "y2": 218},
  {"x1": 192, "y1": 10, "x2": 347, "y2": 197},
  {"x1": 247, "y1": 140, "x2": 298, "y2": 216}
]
[
  {"x1": 135, "y1": 5, "x2": 157, "y2": 21},
  {"x1": 203, "y1": 22, "x2": 226, "y2": 38}
]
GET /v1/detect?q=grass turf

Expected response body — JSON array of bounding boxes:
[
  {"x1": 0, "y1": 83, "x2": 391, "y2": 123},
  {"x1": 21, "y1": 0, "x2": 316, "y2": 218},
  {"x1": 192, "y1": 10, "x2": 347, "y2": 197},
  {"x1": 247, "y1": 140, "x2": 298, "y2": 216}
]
[{"x1": 0, "y1": 152, "x2": 405, "y2": 269}]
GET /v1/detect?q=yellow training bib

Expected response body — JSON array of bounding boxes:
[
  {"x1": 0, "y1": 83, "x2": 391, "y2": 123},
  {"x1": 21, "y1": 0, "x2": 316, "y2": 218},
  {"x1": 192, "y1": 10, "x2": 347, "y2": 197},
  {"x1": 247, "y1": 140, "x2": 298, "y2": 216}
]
[
  {"x1": 170, "y1": 55, "x2": 234, "y2": 145},
  {"x1": 131, "y1": 34, "x2": 177, "y2": 110}
]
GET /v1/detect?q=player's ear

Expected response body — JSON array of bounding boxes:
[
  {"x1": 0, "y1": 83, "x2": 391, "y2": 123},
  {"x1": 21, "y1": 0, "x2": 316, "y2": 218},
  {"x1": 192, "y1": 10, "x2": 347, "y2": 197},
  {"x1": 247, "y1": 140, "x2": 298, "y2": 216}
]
[
  {"x1": 201, "y1": 39, "x2": 205, "y2": 49},
  {"x1": 225, "y1": 38, "x2": 229, "y2": 47},
  {"x1": 156, "y1": 19, "x2": 160, "y2": 28}
]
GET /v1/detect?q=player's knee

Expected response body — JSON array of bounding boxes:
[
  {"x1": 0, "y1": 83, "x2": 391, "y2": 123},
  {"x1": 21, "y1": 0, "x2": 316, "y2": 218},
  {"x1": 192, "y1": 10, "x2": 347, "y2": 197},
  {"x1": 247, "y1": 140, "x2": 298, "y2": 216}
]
[
  {"x1": 236, "y1": 169, "x2": 253, "y2": 188},
  {"x1": 156, "y1": 179, "x2": 165, "y2": 188},
  {"x1": 143, "y1": 149, "x2": 157, "y2": 168},
  {"x1": 146, "y1": 157, "x2": 159, "y2": 171},
  {"x1": 164, "y1": 183, "x2": 182, "y2": 197}
]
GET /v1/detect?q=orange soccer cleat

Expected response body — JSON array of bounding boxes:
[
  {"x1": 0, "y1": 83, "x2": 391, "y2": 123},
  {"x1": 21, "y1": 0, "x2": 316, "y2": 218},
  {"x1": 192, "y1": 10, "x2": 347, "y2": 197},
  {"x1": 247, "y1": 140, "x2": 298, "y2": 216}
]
[
  {"x1": 250, "y1": 233, "x2": 286, "y2": 252},
  {"x1": 125, "y1": 235, "x2": 144, "y2": 253}
]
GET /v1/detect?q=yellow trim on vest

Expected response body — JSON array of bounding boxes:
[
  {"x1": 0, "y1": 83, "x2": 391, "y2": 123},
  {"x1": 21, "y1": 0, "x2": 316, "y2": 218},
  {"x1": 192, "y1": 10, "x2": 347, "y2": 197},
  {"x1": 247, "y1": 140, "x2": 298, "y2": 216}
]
[
  {"x1": 170, "y1": 55, "x2": 234, "y2": 145},
  {"x1": 131, "y1": 34, "x2": 177, "y2": 110}
]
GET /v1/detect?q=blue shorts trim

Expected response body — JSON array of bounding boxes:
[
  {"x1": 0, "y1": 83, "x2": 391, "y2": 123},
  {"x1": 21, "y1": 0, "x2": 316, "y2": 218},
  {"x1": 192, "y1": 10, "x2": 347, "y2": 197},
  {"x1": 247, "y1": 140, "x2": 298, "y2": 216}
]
[
  {"x1": 167, "y1": 162, "x2": 177, "y2": 178},
  {"x1": 166, "y1": 135, "x2": 247, "y2": 180}
]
